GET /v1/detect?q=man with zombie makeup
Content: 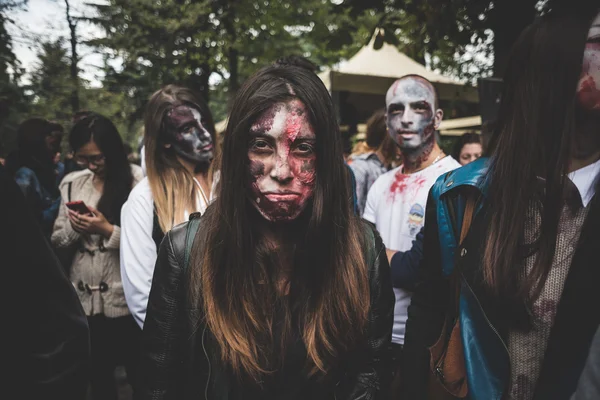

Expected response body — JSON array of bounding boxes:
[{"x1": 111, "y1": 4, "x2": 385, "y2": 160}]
[
  {"x1": 121, "y1": 85, "x2": 218, "y2": 329},
  {"x1": 402, "y1": 8, "x2": 600, "y2": 400},
  {"x1": 362, "y1": 74, "x2": 460, "y2": 393}
]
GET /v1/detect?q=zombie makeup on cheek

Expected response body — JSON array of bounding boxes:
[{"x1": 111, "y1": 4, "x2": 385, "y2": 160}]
[{"x1": 578, "y1": 40, "x2": 600, "y2": 112}]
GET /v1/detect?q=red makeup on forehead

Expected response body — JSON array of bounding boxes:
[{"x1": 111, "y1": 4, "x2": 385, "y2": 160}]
[
  {"x1": 391, "y1": 80, "x2": 401, "y2": 96},
  {"x1": 281, "y1": 99, "x2": 307, "y2": 142}
]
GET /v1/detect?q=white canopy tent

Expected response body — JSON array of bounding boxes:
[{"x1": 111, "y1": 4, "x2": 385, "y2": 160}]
[
  {"x1": 318, "y1": 29, "x2": 478, "y2": 103},
  {"x1": 215, "y1": 30, "x2": 481, "y2": 135}
]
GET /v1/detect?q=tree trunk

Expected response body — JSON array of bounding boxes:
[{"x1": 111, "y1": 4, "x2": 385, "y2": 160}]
[
  {"x1": 490, "y1": 0, "x2": 537, "y2": 77},
  {"x1": 223, "y1": 1, "x2": 239, "y2": 106},
  {"x1": 65, "y1": 0, "x2": 79, "y2": 113}
]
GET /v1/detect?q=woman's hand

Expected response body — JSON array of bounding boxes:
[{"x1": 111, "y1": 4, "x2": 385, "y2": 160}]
[{"x1": 67, "y1": 207, "x2": 114, "y2": 239}]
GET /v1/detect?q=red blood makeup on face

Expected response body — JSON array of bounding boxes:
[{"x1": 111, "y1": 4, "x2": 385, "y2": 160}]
[
  {"x1": 577, "y1": 13, "x2": 600, "y2": 112},
  {"x1": 247, "y1": 100, "x2": 317, "y2": 222}
]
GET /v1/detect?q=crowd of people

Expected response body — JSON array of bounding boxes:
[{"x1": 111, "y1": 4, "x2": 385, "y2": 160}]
[{"x1": 3, "y1": 5, "x2": 600, "y2": 400}]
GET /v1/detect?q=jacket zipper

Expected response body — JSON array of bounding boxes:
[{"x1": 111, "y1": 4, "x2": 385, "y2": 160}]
[
  {"x1": 460, "y1": 274, "x2": 511, "y2": 400},
  {"x1": 202, "y1": 325, "x2": 211, "y2": 400}
]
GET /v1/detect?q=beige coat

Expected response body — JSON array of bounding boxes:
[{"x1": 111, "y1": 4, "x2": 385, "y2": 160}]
[{"x1": 51, "y1": 165, "x2": 143, "y2": 317}]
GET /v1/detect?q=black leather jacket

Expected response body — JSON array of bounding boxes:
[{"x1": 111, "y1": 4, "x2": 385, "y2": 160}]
[{"x1": 138, "y1": 217, "x2": 395, "y2": 400}]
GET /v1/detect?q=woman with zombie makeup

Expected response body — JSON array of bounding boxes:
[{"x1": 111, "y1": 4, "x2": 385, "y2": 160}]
[
  {"x1": 120, "y1": 85, "x2": 218, "y2": 329},
  {"x1": 51, "y1": 113, "x2": 144, "y2": 400},
  {"x1": 137, "y1": 58, "x2": 394, "y2": 400},
  {"x1": 402, "y1": 7, "x2": 600, "y2": 400}
]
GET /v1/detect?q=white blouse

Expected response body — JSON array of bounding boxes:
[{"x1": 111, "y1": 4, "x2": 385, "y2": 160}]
[{"x1": 120, "y1": 175, "x2": 217, "y2": 328}]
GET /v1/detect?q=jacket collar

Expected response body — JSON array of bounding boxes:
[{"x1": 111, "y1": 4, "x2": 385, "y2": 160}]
[{"x1": 439, "y1": 156, "x2": 490, "y2": 197}]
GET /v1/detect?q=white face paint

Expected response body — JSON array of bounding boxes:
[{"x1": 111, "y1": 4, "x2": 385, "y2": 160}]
[
  {"x1": 577, "y1": 11, "x2": 600, "y2": 112},
  {"x1": 385, "y1": 77, "x2": 442, "y2": 151}
]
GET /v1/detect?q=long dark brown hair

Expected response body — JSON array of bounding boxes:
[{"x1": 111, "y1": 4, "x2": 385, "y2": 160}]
[
  {"x1": 144, "y1": 85, "x2": 216, "y2": 232},
  {"x1": 69, "y1": 113, "x2": 134, "y2": 225},
  {"x1": 484, "y1": 10, "x2": 595, "y2": 318},
  {"x1": 189, "y1": 60, "x2": 370, "y2": 380}
]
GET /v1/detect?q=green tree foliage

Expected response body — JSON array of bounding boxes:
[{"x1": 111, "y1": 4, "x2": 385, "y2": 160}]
[
  {"x1": 86, "y1": 0, "x2": 374, "y2": 123},
  {"x1": 0, "y1": 0, "x2": 28, "y2": 156},
  {"x1": 28, "y1": 39, "x2": 75, "y2": 124},
  {"x1": 328, "y1": 0, "x2": 558, "y2": 81},
  {"x1": 27, "y1": 39, "x2": 141, "y2": 149}
]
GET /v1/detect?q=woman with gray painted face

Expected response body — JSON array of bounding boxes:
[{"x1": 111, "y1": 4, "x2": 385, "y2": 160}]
[{"x1": 120, "y1": 85, "x2": 218, "y2": 329}]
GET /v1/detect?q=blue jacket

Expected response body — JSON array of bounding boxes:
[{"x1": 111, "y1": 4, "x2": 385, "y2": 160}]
[
  {"x1": 429, "y1": 157, "x2": 510, "y2": 400},
  {"x1": 403, "y1": 156, "x2": 600, "y2": 400}
]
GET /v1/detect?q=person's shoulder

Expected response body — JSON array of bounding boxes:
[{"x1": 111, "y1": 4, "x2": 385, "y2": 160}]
[
  {"x1": 349, "y1": 152, "x2": 376, "y2": 163},
  {"x1": 165, "y1": 211, "x2": 206, "y2": 267},
  {"x1": 438, "y1": 155, "x2": 462, "y2": 171},
  {"x1": 130, "y1": 163, "x2": 144, "y2": 182},
  {"x1": 357, "y1": 219, "x2": 387, "y2": 273},
  {"x1": 374, "y1": 165, "x2": 401, "y2": 184},
  {"x1": 125, "y1": 176, "x2": 153, "y2": 206},
  {"x1": 14, "y1": 166, "x2": 35, "y2": 180},
  {"x1": 59, "y1": 169, "x2": 92, "y2": 187}
]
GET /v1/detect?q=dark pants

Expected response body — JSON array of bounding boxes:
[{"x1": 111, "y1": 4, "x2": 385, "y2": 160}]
[
  {"x1": 88, "y1": 314, "x2": 140, "y2": 400},
  {"x1": 390, "y1": 342, "x2": 404, "y2": 399}
]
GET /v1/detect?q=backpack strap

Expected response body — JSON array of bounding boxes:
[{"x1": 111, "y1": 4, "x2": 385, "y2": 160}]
[
  {"x1": 183, "y1": 212, "x2": 202, "y2": 272},
  {"x1": 67, "y1": 182, "x2": 72, "y2": 202},
  {"x1": 459, "y1": 196, "x2": 476, "y2": 245},
  {"x1": 151, "y1": 203, "x2": 165, "y2": 253}
]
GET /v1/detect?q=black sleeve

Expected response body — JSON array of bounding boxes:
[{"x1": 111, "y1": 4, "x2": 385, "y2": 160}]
[
  {"x1": 390, "y1": 227, "x2": 425, "y2": 290},
  {"x1": 1, "y1": 164, "x2": 90, "y2": 400},
  {"x1": 401, "y1": 188, "x2": 451, "y2": 399},
  {"x1": 138, "y1": 227, "x2": 188, "y2": 399},
  {"x1": 337, "y1": 224, "x2": 395, "y2": 400}
]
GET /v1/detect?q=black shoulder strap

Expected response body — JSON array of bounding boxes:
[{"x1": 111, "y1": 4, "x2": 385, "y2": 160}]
[
  {"x1": 152, "y1": 203, "x2": 165, "y2": 253},
  {"x1": 183, "y1": 213, "x2": 202, "y2": 272},
  {"x1": 67, "y1": 182, "x2": 72, "y2": 202}
]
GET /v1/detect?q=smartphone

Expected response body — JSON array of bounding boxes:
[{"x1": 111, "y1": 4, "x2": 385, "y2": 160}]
[{"x1": 66, "y1": 201, "x2": 94, "y2": 216}]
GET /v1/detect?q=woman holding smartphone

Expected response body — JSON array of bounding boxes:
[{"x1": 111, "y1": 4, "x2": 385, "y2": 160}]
[{"x1": 51, "y1": 113, "x2": 143, "y2": 400}]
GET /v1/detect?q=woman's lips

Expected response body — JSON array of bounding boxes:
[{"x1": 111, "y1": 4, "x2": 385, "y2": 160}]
[{"x1": 263, "y1": 192, "x2": 301, "y2": 202}]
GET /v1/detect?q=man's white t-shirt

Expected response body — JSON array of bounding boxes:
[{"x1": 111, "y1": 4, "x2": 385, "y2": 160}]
[{"x1": 363, "y1": 155, "x2": 460, "y2": 344}]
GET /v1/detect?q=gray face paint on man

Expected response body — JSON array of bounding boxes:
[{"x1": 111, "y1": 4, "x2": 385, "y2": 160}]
[
  {"x1": 163, "y1": 105, "x2": 214, "y2": 165},
  {"x1": 385, "y1": 77, "x2": 442, "y2": 153}
]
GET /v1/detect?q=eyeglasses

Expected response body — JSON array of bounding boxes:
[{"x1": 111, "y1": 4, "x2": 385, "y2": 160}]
[{"x1": 75, "y1": 154, "x2": 105, "y2": 166}]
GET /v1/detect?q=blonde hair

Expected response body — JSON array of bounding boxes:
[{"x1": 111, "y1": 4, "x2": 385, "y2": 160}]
[{"x1": 144, "y1": 85, "x2": 217, "y2": 232}]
